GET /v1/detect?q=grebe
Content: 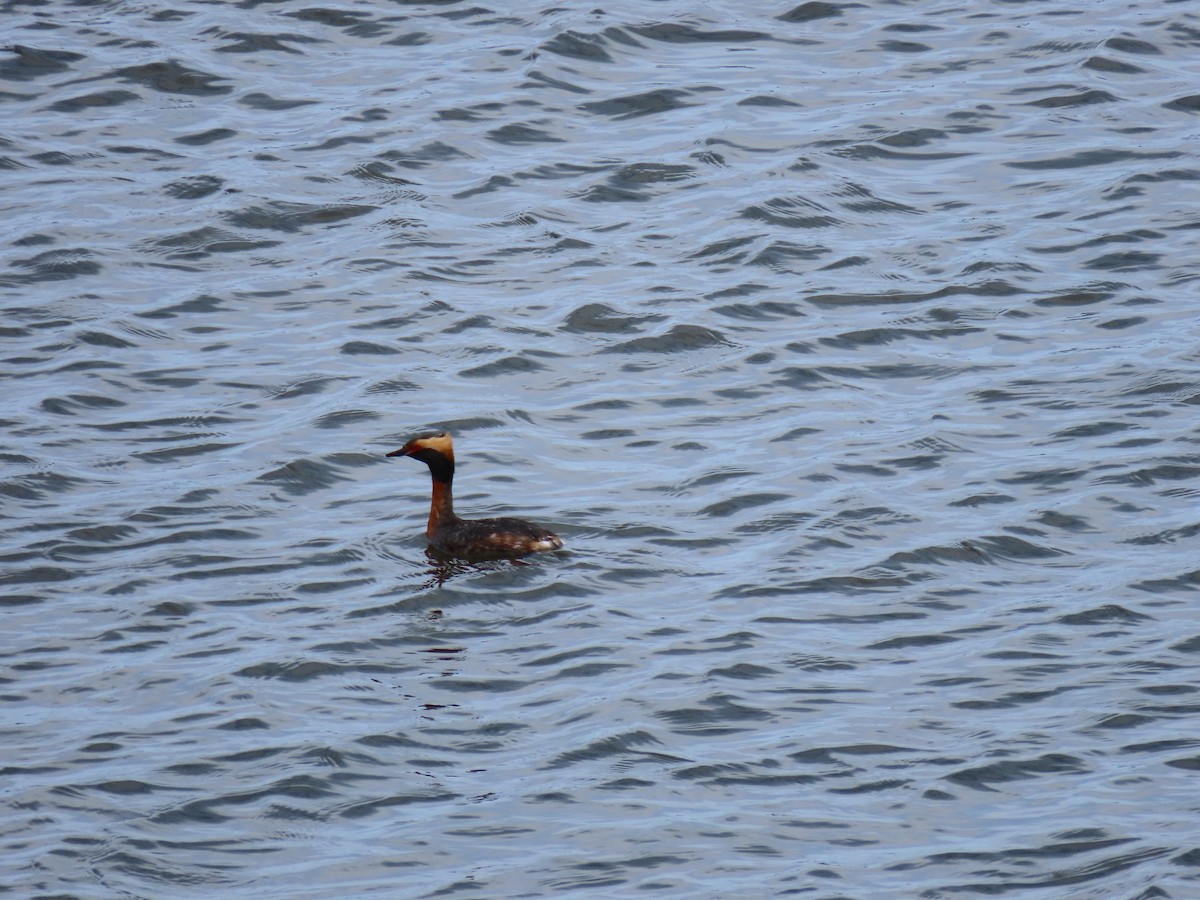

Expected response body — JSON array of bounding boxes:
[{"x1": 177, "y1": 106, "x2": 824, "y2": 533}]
[{"x1": 387, "y1": 432, "x2": 563, "y2": 558}]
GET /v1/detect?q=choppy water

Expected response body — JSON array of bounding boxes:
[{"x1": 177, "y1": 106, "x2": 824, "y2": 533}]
[{"x1": 3, "y1": 1, "x2": 1200, "y2": 897}]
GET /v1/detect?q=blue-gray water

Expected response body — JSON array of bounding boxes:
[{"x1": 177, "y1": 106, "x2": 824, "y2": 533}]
[{"x1": 3, "y1": 1, "x2": 1199, "y2": 897}]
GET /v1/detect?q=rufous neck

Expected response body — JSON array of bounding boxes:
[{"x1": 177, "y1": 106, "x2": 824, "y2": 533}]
[{"x1": 428, "y1": 474, "x2": 456, "y2": 539}]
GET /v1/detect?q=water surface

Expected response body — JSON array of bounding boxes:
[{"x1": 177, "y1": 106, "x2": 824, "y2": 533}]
[{"x1": 3, "y1": 1, "x2": 1200, "y2": 897}]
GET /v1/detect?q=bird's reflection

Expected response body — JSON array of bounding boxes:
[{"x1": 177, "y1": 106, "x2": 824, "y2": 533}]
[{"x1": 420, "y1": 545, "x2": 530, "y2": 588}]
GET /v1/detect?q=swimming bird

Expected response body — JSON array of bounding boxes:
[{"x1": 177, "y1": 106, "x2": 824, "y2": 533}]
[{"x1": 387, "y1": 432, "x2": 563, "y2": 558}]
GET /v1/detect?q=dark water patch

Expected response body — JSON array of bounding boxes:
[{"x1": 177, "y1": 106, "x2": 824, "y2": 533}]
[
  {"x1": 1035, "y1": 510, "x2": 1092, "y2": 532},
  {"x1": 869, "y1": 633, "x2": 958, "y2": 650},
  {"x1": 107, "y1": 144, "x2": 184, "y2": 162},
  {"x1": 315, "y1": 409, "x2": 381, "y2": 429},
  {"x1": 48, "y1": 89, "x2": 140, "y2": 112},
  {"x1": 945, "y1": 753, "x2": 1088, "y2": 791},
  {"x1": 147, "y1": 226, "x2": 282, "y2": 259},
  {"x1": 340, "y1": 340, "x2": 399, "y2": 356},
  {"x1": 240, "y1": 91, "x2": 318, "y2": 111},
  {"x1": 722, "y1": 571, "x2": 920, "y2": 599},
  {"x1": 1170, "y1": 630, "x2": 1200, "y2": 652},
  {"x1": 1123, "y1": 377, "x2": 1200, "y2": 398},
  {"x1": 486, "y1": 123, "x2": 564, "y2": 145},
  {"x1": 544, "y1": 730, "x2": 664, "y2": 769},
  {"x1": 766, "y1": 365, "x2": 832, "y2": 391},
  {"x1": 657, "y1": 694, "x2": 773, "y2": 735},
  {"x1": 1056, "y1": 604, "x2": 1151, "y2": 626},
  {"x1": 1028, "y1": 89, "x2": 1119, "y2": 108},
  {"x1": 791, "y1": 744, "x2": 916, "y2": 764},
  {"x1": 226, "y1": 202, "x2": 376, "y2": 232},
  {"x1": 579, "y1": 429, "x2": 635, "y2": 442},
  {"x1": 689, "y1": 236, "x2": 760, "y2": 265},
  {"x1": 808, "y1": 282, "x2": 1022, "y2": 308},
  {"x1": 708, "y1": 662, "x2": 777, "y2": 680},
  {"x1": 738, "y1": 94, "x2": 800, "y2": 108},
  {"x1": 540, "y1": 30, "x2": 614, "y2": 63},
  {"x1": 883, "y1": 542, "x2": 992, "y2": 568},
  {"x1": 167, "y1": 558, "x2": 303, "y2": 581},
  {"x1": 878, "y1": 39, "x2": 930, "y2": 54},
  {"x1": 85, "y1": 413, "x2": 243, "y2": 433},
  {"x1": 0, "y1": 565, "x2": 77, "y2": 586},
  {"x1": 678, "y1": 469, "x2": 760, "y2": 490},
  {"x1": 1051, "y1": 419, "x2": 1133, "y2": 440},
  {"x1": 741, "y1": 196, "x2": 840, "y2": 229},
  {"x1": 114, "y1": 60, "x2": 232, "y2": 96},
  {"x1": 1009, "y1": 149, "x2": 1181, "y2": 171},
  {"x1": 382, "y1": 30, "x2": 431, "y2": 48},
  {"x1": 1088, "y1": 713, "x2": 1156, "y2": 730},
  {"x1": 1164, "y1": 95, "x2": 1200, "y2": 113},
  {"x1": 563, "y1": 303, "x2": 663, "y2": 334},
  {"x1": 1085, "y1": 250, "x2": 1161, "y2": 272},
  {"x1": 1105, "y1": 37, "x2": 1161, "y2": 55},
  {"x1": 130, "y1": 441, "x2": 235, "y2": 464},
  {"x1": 5, "y1": 247, "x2": 100, "y2": 283},
  {"x1": 378, "y1": 141, "x2": 469, "y2": 169},
  {"x1": 748, "y1": 239, "x2": 826, "y2": 271},
  {"x1": 629, "y1": 23, "x2": 770, "y2": 44},
  {"x1": 734, "y1": 512, "x2": 817, "y2": 534},
  {"x1": 967, "y1": 534, "x2": 1067, "y2": 562},
  {"x1": 995, "y1": 466, "x2": 1085, "y2": 488},
  {"x1": 825, "y1": 326, "x2": 984, "y2": 350},
  {"x1": 76, "y1": 329, "x2": 135, "y2": 349},
  {"x1": 430, "y1": 676, "x2": 530, "y2": 695},
  {"x1": 40, "y1": 393, "x2": 126, "y2": 415},
  {"x1": 903, "y1": 837, "x2": 1167, "y2": 880},
  {"x1": 365, "y1": 376, "x2": 421, "y2": 393},
  {"x1": 0, "y1": 45, "x2": 85, "y2": 81},
  {"x1": 258, "y1": 458, "x2": 352, "y2": 495},
  {"x1": 67, "y1": 524, "x2": 139, "y2": 543},
  {"x1": 771, "y1": 426, "x2": 821, "y2": 443},
  {"x1": 176, "y1": 128, "x2": 237, "y2": 146},
  {"x1": 697, "y1": 493, "x2": 789, "y2": 518},
  {"x1": 284, "y1": 6, "x2": 378, "y2": 29},
  {"x1": 162, "y1": 172, "x2": 223, "y2": 199},
  {"x1": 134, "y1": 294, "x2": 222, "y2": 320},
  {"x1": 270, "y1": 376, "x2": 346, "y2": 401},
  {"x1": 213, "y1": 31, "x2": 320, "y2": 55},
  {"x1": 350, "y1": 314, "x2": 424, "y2": 336},
  {"x1": 523, "y1": 645, "x2": 621, "y2": 671},
  {"x1": 146, "y1": 601, "x2": 195, "y2": 618},
  {"x1": 599, "y1": 162, "x2": 696, "y2": 200},
  {"x1": 460, "y1": 354, "x2": 548, "y2": 378},
  {"x1": 842, "y1": 141, "x2": 972, "y2": 164},
  {"x1": 580, "y1": 88, "x2": 698, "y2": 120},
  {"x1": 1099, "y1": 462, "x2": 1200, "y2": 487},
  {"x1": 237, "y1": 660, "x2": 397, "y2": 681},
  {"x1": 50, "y1": 526, "x2": 261, "y2": 558},
  {"x1": 25, "y1": 150, "x2": 97, "y2": 168},
  {"x1": 777, "y1": 2, "x2": 843, "y2": 23},
  {"x1": 601, "y1": 324, "x2": 727, "y2": 354},
  {"x1": 129, "y1": 370, "x2": 203, "y2": 389},
  {"x1": 679, "y1": 764, "x2": 821, "y2": 788},
  {"x1": 833, "y1": 461, "x2": 895, "y2": 477},
  {"x1": 1123, "y1": 521, "x2": 1200, "y2": 546},
  {"x1": 442, "y1": 314, "x2": 493, "y2": 334},
  {"x1": 1084, "y1": 56, "x2": 1144, "y2": 75},
  {"x1": 871, "y1": 127, "x2": 954, "y2": 150}
]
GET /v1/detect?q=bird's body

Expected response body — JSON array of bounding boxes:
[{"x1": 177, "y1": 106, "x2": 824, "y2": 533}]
[{"x1": 387, "y1": 432, "x2": 563, "y2": 558}]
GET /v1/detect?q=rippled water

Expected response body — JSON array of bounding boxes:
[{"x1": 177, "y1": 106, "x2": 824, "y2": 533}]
[{"x1": 4, "y1": 1, "x2": 1200, "y2": 897}]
